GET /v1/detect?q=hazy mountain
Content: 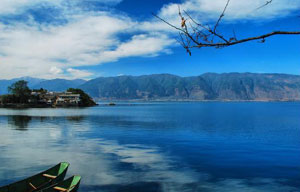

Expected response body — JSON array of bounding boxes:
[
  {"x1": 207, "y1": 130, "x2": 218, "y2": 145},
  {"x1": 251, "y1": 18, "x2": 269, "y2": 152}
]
[
  {"x1": 200, "y1": 73, "x2": 300, "y2": 100},
  {"x1": 0, "y1": 77, "x2": 45, "y2": 94},
  {"x1": 79, "y1": 73, "x2": 300, "y2": 101},
  {"x1": 0, "y1": 77, "x2": 86, "y2": 94},
  {"x1": 79, "y1": 74, "x2": 189, "y2": 100},
  {"x1": 2, "y1": 73, "x2": 300, "y2": 101},
  {"x1": 32, "y1": 79, "x2": 86, "y2": 92}
]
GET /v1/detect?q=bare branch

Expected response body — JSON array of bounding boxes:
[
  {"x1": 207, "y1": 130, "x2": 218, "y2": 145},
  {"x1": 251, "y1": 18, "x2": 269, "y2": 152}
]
[
  {"x1": 152, "y1": 13, "x2": 201, "y2": 47},
  {"x1": 153, "y1": 0, "x2": 300, "y2": 54},
  {"x1": 213, "y1": 0, "x2": 230, "y2": 34},
  {"x1": 152, "y1": 13, "x2": 184, "y2": 33},
  {"x1": 233, "y1": 28, "x2": 237, "y2": 40},
  {"x1": 256, "y1": 0, "x2": 273, "y2": 10},
  {"x1": 192, "y1": 31, "x2": 300, "y2": 48},
  {"x1": 183, "y1": 10, "x2": 229, "y2": 43}
]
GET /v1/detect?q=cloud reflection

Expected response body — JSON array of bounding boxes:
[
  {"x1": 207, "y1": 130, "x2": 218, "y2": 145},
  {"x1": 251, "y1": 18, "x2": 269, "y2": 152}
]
[{"x1": 0, "y1": 115, "x2": 298, "y2": 192}]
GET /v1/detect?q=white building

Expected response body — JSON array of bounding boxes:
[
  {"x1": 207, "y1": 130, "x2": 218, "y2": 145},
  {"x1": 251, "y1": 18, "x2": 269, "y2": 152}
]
[{"x1": 56, "y1": 92, "x2": 81, "y2": 105}]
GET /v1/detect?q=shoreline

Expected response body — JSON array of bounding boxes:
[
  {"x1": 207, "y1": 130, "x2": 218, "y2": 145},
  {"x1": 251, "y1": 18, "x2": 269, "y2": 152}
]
[
  {"x1": 0, "y1": 103, "x2": 98, "y2": 109},
  {"x1": 96, "y1": 99, "x2": 300, "y2": 103},
  {"x1": 1, "y1": 100, "x2": 299, "y2": 109}
]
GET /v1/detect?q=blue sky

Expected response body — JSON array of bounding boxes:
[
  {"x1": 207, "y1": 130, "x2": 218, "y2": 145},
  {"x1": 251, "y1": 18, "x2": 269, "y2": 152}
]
[{"x1": 0, "y1": 0, "x2": 299, "y2": 79}]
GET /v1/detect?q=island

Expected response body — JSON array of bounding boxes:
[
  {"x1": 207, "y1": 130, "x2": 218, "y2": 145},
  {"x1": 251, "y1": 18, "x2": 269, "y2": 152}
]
[{"x1": 0, "y1": 80, "x2": 96, "y2": 108}]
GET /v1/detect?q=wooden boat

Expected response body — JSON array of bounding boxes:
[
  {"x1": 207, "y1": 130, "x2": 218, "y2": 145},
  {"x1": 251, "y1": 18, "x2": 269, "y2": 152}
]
[
  {"x1": 39, "y1": 176, "x2": 81, "y2": 192},
  {"x1": 0, "y1": 162, "x2": 69, "y2": 192}
]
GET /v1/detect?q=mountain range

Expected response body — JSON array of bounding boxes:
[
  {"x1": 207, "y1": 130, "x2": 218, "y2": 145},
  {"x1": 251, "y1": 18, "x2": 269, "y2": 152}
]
[
  {"x1": 0, "y1": 77, "x2": 86, "y2": 93},
  {"x1": 1, "y1": 73, "x2": 300, "y2": 101}
]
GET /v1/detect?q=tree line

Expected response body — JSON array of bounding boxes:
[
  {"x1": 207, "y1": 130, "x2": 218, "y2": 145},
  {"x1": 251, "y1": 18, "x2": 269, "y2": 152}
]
[{"x1": 0, "y1": 80, "x2": 96, "y2": 107}]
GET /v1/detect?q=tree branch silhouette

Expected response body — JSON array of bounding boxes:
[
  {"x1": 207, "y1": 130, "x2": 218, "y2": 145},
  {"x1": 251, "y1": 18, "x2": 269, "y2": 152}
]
[{"x1": 153, "y1": 0, "x2": 300, "y2": 55}]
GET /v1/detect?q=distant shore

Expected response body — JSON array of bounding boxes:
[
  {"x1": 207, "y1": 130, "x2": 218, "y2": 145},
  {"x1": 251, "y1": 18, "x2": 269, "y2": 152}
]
[
  {"x1": 0, "y1": 103, "x2": 50, "y2": 108},
  {"x1": 1, "y1": 100, "x2": 299, "y2": 109},
  {"x1": 95, "y1": 98, "x2": 300, "y2": 102},
  {"x1": 95, "y1": 99, "x2": 300, "y2": 105},
  {"x1": 0, "y1": 103, "x2": 98, "y2": 109}
]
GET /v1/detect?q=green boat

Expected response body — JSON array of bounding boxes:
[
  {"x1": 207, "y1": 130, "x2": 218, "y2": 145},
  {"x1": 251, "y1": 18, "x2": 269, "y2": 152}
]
[
  {"x1": 39, "y1": 176, "x2": 81, "y2": 192},
  {"x1": 0, "y1": 162, "x2": 69, "y2": 192}
]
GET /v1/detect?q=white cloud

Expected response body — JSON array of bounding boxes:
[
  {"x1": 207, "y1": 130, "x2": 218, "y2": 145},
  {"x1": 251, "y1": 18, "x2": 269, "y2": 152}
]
[
  {"x1": 0, "y1": 0, "x2": 299, "y2": 79},
  {"x1": 158, "y1": 0, "x2": 300, "y2": 23},
  {"x1": 103, "y1": 34, "x2": 175, "y2": 59},
  {"x1": 0, "y1": 4, "x2": 175, "y2": 79},
  {"x1": 138, "y1": 0, "x2": 300, "y2": 35},
  {"x1": 0, "y1": 0, "x2": 61, "y2": 15},
  {"x1": 0, "y1": 0, "x2": 122, "y2": 15},
  {"x1": 50, "y1": 66, "x2": 63, "y2": 75},
  {"x1": 66, "y1": 68, "x2": 93, "y2": 79}
]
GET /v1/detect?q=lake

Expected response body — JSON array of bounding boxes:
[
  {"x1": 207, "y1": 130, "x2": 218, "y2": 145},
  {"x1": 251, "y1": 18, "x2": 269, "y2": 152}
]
[{"x1": 0, "y1": 102, "x2": 299, "y2": 192}]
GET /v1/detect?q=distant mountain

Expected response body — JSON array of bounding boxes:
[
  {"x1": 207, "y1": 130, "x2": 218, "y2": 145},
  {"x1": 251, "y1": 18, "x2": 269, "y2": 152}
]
[
  {"x1": 0, "y1": 77, "x2": 86, "y2": 94},
  {"x1": 0, "y1": 77, "x2": 45, "y2": 94},
  {"x1": 2, "y1": 73, "x2": 300, "y2": 101},
  {"x1": 14, "y1": 77, "x2": 46, "y2": 86},
  {"x1": 32, "y1": 79, "x2": 86, "y2": 92},
  {"x1": 78, "y1": 73, "x2": 300, "y2": 101},
  {"x1": 79, "y1": 74, "x2": 189, "y2": 100}
]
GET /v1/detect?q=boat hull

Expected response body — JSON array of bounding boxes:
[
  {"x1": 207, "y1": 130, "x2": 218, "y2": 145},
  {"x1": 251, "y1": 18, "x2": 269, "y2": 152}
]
[
  {"x1": 0, "y1": 162, "x2": 69, "y2": 192},
  {"x1": 38, "y1": 176, "x2": 81, "y2": 192}
]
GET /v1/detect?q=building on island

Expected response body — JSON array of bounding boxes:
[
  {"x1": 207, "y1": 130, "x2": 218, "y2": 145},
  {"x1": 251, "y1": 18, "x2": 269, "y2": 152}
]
[
  {"x1": 29, "y1": 91, "x2": 81, "y2": 107},
  {"x1": 31, "y1": 91, "x2": 59, "y2": 105},
  {"x1": 55, "y1": 92, "x2": 81, "y2": 106}
]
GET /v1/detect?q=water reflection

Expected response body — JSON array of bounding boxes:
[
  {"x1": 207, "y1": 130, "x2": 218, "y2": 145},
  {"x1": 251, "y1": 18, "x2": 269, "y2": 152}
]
[
  {"x1": 66, "y1": 116, "x2": 86, "y2": 122},
  {"x1": 84, "y1": 182, "x2": 162, "y2": 192},
  {"x1": 8, "y1": 116, "x2": 32, "y2": 130},
  {"x1": 0, "y1": 103, "x2": 300, "y2": 192},
  {"x1": 0, "y1": 122, "x2": 200, "y2": 191},
  {"x1": 0, "y1": 128, "x2": 297, "y2": 192},
  {"x1": 5, "y1": 115, "x2": 87, "y2": 131}
]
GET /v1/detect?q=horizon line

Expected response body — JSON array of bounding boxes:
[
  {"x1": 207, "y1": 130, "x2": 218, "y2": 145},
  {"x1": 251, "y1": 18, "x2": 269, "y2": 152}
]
[{"x1": 1, "y1": 72, "x2": 300, "y2": 81}]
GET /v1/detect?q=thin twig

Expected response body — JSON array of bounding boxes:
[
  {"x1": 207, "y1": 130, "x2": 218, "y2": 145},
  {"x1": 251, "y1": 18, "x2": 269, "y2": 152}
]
[
  {"x1": 152, "y1": 13, "x2": 201, "y2": 46},
  {"x1": 152, "y1": 1, "x2": 300, "y2": 53},
  {"x1": 183, "y1": 10, "x2": 229, "y2": 43},
  {"x1": 213, "y1": 0, "x2": 230, "y2": 34},
  {"x1": 256, "y1": 0, "x2": 273, "y2": 10},
  {"x1": 152, "y1": 13, "x2": 184, "y2": 32},
  {"x1": 233, "y1": 28, "x2": 237, "y2": 40}
]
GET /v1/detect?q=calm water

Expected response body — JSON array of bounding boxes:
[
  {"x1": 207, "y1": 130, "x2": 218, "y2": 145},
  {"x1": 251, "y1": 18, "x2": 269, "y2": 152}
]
[{"x1": 0, "y1": 102, "x2": 300, "y2": 192}]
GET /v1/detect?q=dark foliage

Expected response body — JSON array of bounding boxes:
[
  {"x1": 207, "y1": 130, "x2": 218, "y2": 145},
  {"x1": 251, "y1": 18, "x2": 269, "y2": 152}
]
[
  {"x1": 67, "y1": 88, "x2": 96, "y2": 106},
  {"x1": 7, "y1": 80, "x2": 31, "y2": 103}
]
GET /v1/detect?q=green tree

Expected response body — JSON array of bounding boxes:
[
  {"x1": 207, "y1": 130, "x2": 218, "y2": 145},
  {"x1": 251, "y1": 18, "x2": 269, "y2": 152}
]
[
  {"x1": 8, "y1": 80, "x2": 31, "y2": 103},
  {"x1": 67, "y1": 88, "x2": 96, "y2": 107},
  {"x1": 32, "y1": 88, "x2": 48, "y2": 94},
  {"x1": 0, "y1": 94, "x2": 16, "y2": 104}
]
